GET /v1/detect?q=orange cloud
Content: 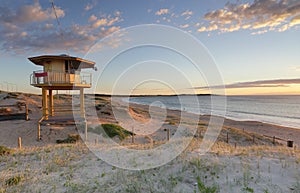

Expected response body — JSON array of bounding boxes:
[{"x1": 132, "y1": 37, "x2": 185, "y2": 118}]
[
  {"x1": 195, "y1": 78, "x2": 300, "y2": 90},
  {"x1": 198, "y1": 0, "x2": 300, "y2": 34},
  {"x1": 88, "y1": 14, "x2": 97, "y2": 22},
  {"x1": 155, "y1": 9, "x2": 169, "y2": 16}
]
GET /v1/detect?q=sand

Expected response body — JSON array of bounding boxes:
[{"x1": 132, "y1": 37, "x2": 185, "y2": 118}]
[
  {"x1": 0, "y1": 91, "x2": 300, "y2": 148},
  {"x1": 0, "y1": 91, "x2": 299, "y2": 192}
]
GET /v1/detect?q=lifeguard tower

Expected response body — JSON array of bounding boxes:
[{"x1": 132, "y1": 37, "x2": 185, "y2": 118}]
[{"x1": 29, "y1": 54, "x2": 96, "y2": 140}]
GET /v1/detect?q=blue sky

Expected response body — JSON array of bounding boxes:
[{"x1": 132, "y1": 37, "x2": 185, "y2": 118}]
[{"x1": 0, "y1": 0, "x2": 300, "y2": 95}]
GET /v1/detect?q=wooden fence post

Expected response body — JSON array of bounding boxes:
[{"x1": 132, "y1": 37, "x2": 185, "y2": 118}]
[
  {"x1": 95, "y1": 136, "x2": 98, "y2": 145},
  {"x1": 37, "y1": 122, "x2": 41, "y2": 141},
  {"x1": 18, "y1": 137, "x2": 22, "y2": 149},
  {"x1": 226, "y1": 132, "x2": 229, "y2": 143},
  {"x1": 25, "y1": 104, "x2": 29, "y2": 121},
  {"x1": 132, "y1": 127, "x2": 135, "y2": 144}
]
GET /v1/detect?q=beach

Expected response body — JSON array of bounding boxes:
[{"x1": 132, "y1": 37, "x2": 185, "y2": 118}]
[
  {"x1": 1, "y1": 92, "x2": 300, "y2": 148},
  {"x1": 0, "y1": 91, "x2": 300, "y2": 192}
]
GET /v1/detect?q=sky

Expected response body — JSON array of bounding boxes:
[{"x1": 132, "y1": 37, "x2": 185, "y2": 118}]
[{"x1": 0, "y1": 0, "x2": 300, "y2": 95}]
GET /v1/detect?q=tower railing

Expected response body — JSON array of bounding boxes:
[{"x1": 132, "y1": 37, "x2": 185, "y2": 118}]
[{"x1": 30, "y1": 70, "x2": 92, "y2": 86}]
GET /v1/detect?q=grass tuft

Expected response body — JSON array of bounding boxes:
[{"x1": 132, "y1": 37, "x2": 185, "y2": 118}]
[
  {"x1": 56, "y1": 134, "x2": 80, "y2": 144},
  {"x1": 89, "y1": 124, "x2": 133, "y2": 141},
  {"x1": 0, "y1": 146, "x2": 12, "y2": 156},
  {"x1": 5, "y1": 175, "x2": 23, "y2": 186},
  {"x1": 196, "y1": 176, "x2": 218, "y2": 193}
]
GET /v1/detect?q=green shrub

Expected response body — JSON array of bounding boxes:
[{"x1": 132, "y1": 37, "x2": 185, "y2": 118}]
[
  {"x1": 196, "y1": 176, "x2": 218, "y2": 193},
  {"x1": 242, "y1": 186, "x2": 254, "y2": 193},
  {"x1": 56, "y1": 134, "x2": 80, "y2": 144},
  {"x1": 88, "y1": 124, "x2": 133, "y2": 141},
  {"x1": 5, "y1": 175, "x2": 23, "y2": 186},
  {"x1": 0, "y1": 146, "x2": 12, "y2": 156}
]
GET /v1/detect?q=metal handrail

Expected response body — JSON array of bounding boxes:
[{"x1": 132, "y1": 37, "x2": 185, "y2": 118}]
[{"x1": 30, "y1": 70, "x2": 92, "y2": 86}]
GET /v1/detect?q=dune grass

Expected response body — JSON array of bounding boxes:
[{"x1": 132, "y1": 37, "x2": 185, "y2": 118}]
[
  {"x1": 88, "y1": 124, "x2": 133, "y2": 141},
  {"x1": 0, "y1": 146, "x2": 12, "y2": 156}
]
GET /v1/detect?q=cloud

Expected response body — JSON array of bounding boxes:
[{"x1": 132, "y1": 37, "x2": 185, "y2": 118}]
[
  {"x1": 44, "y1": 23, "x2": 54, "y2": 30},
  {"x1": 114, "y1": 10, "x2": 121, "y2": 17},
  {"x1": 251, "y1": 29, "x2": 268, "y2": 35},
  {"x1": 289, "y1": 66, "x2": 300, "y2": 72},
  {"x1": 0, "y1": 2, "x2": 123, "y2": 55},
  {"x1": 170, "y1": 13, "x2": 179, "y2": 18},
  {"x1": 91, "y1": 16, "x2": 121, "y2": 28},
  {"x1": 0, "y1": 1, "x2": 64, "y2": 25},
  {"x1": 195, "y1": 78, "x2": 300, "y2": 90},
  {"x1": 1, "y1": 24, "x2": 123, "y2": 54},
  {"x1": 88, "y1": 14, "x2": 97, "y2": 22},
  {"x1": 155, "y1": 9, "x2": 169, "y2": 15},
  {"x1": 290, "y1": 15, "x2": 300, "y2": 27},
  {"x1": 181, "y1": 10, "x2": 193, "y2": 16},
  {"x1": 180, "y1": 24, "x2": 189, "y2": 28},
  {"x1": 198, "y1": 0, "x2": 300, "y2": 34},
  {"x1": 162, "y1": 17, "x2": 171, "y2": 23},
  {"x1": 184, "y1": 16, "x2": 192, "y2": 20},
  {"x1": 84, "y1": 3, "x2": 94, "y2": 11},
  {"x1": 92, "y1": 18, "x2": 108, "y2": 28}
]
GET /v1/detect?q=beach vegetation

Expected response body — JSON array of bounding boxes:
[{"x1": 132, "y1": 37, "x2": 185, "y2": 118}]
[
  {"x1": 168, "y1": 120, "x2": 176, "y2": 125},
  {"x1": 56, "y1": 134, "x2": 80, "y2": 144},
  {"x1": 88, "y1": 124, "x2": 133, "y2": 141},
  {"x1": 195, "y1": 176, "x2": 218, "y2": 193},
  {"x1": 0, "y1": 146, "x2": 12, "y2": 156},
  {"x1": 242, "y1": 186, "x2": 254, "y2": 193},
  {"x1": 290, "y1": 181, "x2": 300, "y2": 193},
  {"x1": 5, "y1": 175, "x2": 23, "y2": 186}
]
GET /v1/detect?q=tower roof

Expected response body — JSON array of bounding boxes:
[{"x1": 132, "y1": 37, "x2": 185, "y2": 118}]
[{"x1": 28, "y1": 55, "x2": 95, "y2": 69}]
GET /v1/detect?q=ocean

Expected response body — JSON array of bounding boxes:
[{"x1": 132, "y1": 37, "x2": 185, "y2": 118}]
[{"x1": 128, "y1": 95, "x2": 300, "y2": 129}]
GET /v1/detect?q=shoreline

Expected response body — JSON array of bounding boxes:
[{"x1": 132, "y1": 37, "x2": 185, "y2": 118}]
[
  {"x1": 125, "y1": 95, "x2": 300, "y2": 130},
  {"x1": 126, "y1": 101, "x2": 300, "y2": 147}
]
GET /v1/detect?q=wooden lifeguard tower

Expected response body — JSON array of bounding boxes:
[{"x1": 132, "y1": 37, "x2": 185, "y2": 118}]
[{"x1": 29, "y1": 54, "x2": 96, "y2": 140}]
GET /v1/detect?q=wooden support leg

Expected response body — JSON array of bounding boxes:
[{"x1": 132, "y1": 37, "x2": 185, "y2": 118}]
[
  {"x1": 80, "y1": 88, "x2": 85, "y2": 118},
  {"x1": 42, "y1": 88, "x2": 48, "y2": 120},
  {"x1": 49, "y1": 90, "x2": 54, "y2": 116},
  {"x1": 85, "y1": 121, "x2": 88, "y2": 142}
]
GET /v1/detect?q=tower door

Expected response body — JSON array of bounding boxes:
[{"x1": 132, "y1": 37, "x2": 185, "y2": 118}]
[{"x1": 65, "y1": 60, "x2": 69, "y2": 73}]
